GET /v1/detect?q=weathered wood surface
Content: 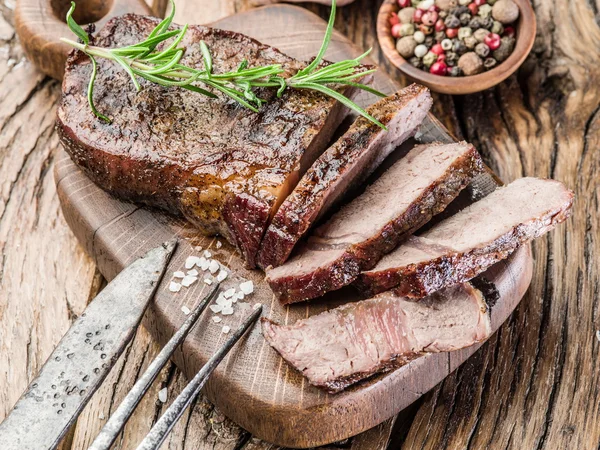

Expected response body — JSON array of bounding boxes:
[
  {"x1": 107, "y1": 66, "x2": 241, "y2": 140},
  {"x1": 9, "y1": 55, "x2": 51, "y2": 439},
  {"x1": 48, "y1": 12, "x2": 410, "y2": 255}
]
[{"x1": 0, "y1": 0, "x2": 597, "y2": 449}]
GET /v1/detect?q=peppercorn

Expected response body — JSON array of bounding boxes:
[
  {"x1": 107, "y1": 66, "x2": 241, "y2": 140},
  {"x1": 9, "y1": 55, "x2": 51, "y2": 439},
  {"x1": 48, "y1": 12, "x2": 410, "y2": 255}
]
[
  {"x1": 400, "y1": 23, "x2": 416, "y2": 36},
  {"x1": 409, "y1": 56, "x2": 423, "y2": 68},
  {"x1": 458, "y1": 0, "x2": 470, "y2": 5},
  {"x1": 458, "y1": 51, "x2": 484, "y2": 75},
  {"x1": 435, "y1": 31, "x2": 446, "y2": 41},
  {"x1": 435, "y1": 18, "x2": 446, "y2": 31},
  {"x1": 492, "y1": 0, "x2": 519, "y2": 24},
  {"x1": 445, "y1": 51, "x2": 459, "y2": 66},
  {"x1": 413, "y1": 9, "x2": 424, "y2": 23},
  {"x1": 441, "y1": 38, "x2": 453, "y2": 50},
  {"x1": 484, "y1": 32, "x2": 501, "y2": 50},
  {"x1": 475, "y1": 42, "x2": 490, "y2": 58},
  {"x1": 396, "y1": 36, "x2": 418, "y2": 57},
  {"x1": 491, "y1": 20, "x2": 504, "y2": 34},
  {"x1": 391, "y1": 23, "x2": 403, "y2": 38},
  {"x1": 449, "y1": 66, "x2": 462, "y2": 76},
  {"x1": 413, "y1": 30, "x2": 426, "y2": 43},
  {"x1": 468, "y1": 17, "x2": 482, "y2": 29},
  {"x1": 423, "y1": 51, "x2": 439, "y2": 66},
  {"x1": 422, "y1": 10, "x2": 439, "y2": 25},
  {"x1": 464, "y1": 35, "x2": 478, "y2": 49},
  {"x1": 444, "y1": 14, "x2": 461, "y2": 28},
  {"x1": 439, "y1": 10, "x2": 448, "y2": 18},
  {"x1": 479, "y1": 16, "x2": 494, "y2": 29},
  {"x1": 459, "y1": 12, "x2": 471, "y2": 26},
  {"x1": 424, "y1": 36, "x2": 435, "y2": 46},
  {"x1": 418, "y1": 0, "x2": 435, "y2": 9},
  {"x1": 458, "y1": 26, "x2": 473, "y2": 39},
  {"x1": 398, "y1": 0, "x2": 411, "y2": 6},
  {"x1": 431, "y1": 43, "x2": 445, "y2": 54},
  {"x1": 420, "y1": 24, "x2": 434, "y2": 34},
  {"x1": 474, "y1": 28, "x2": 489, "y2": 42},
  {"x1": 390, "y1": 12, "x2": 400, "y2": 26},
  {"x1": 446, "y1": 27, "x2": 458, "y2": 38},
  {"x1": 414, "y1": 43, "x2": 429, "y2": 58},
  {"x1": 467, "y1": 3, "x2": 479, "y2": 16},
  {"x1": 453, "y1": 38, "x2": 468, "y2": 55},
  {"x1": 493, "y1": 35, "x2": 515, "y2": 61},
  {"x1": 430, "y1": 60, "x2": 448, "y2": 75},
  {"x1": 487, "y1": 0, "x2": 498, "y2": 4},
  {"x1": 474, "y1": 0, "x2": 486, "y2": 5},
  {"x1": 453, "y1": 5, "x2": 469, "y2": 15},
  {"x1": 411, "y1": 0, "x2": 420, "y2": 5},
  {"x1": 478, "y1": 3, "x2": 493, "y2": 18},
  {"x1": 435, "y1": 0, "x2": 457, "y2": 9},
  {"x1": 398, "y1": 7, "x2": 416, "y2": 23},
  {"x1": 483, "y1": 57, "x2": 497, "y2": 69},
  {"x1": 504, "y1": 25, "x2": 515, "y2": 37}
]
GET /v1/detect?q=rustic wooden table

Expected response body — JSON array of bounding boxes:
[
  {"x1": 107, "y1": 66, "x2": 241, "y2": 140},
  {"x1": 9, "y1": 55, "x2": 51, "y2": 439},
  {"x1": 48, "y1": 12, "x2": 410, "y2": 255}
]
[{"x1": 0, "y1": 0, "x2": 597, "y2": 448}]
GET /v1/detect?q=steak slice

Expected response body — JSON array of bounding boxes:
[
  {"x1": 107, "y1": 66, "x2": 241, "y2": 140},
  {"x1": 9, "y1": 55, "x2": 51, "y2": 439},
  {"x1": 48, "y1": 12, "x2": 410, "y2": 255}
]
[
  {"x1": 256, "y1": 84, "x2": 433, "y2": 269},
  {"x1": 262, "y1": 283, "x2": 491, "y2": 393},
  {"x1": 57, "y1": 14, "x2": 358, "y2": 267},
  {"x1": 355, "y1": 177, "x2": 574, "y2": 297},
  {"x1": 266, "y1": 142, "x2": 483, "y2": 303}
]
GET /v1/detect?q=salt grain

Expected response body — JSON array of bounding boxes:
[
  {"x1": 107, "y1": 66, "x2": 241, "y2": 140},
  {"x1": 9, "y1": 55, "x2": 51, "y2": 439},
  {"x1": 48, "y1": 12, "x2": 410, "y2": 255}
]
[
  {"x1": 204, "y1": 250, "x2": 212, "y2": 258},
  {"x1": 209, "y1": 304, "x2": 223, "y2": 313},
  {"x1": 181, "y1": 276, "x2": 198, "y2": 287},
  {"x1": 216, "y1": 241, "x2": 222, "y2": 249},
  {"x1": 185, "y1": 256, "x2": 199, "y2": 269},
  {"x1": 204, "y1": 278, "x2": 213, "y2": 285},
  {"x1": 209, "y1": 260, "x2": 220, "y2": 274},
  {"x1": 223, "y1": 288, "x2": 236, "y2": 298},
  {"x1": 222, "y1": 325, "x2": 231, "y2": 334},
  {"x1": 158, "y1": 387, "x2": 168, "y2": 403},
  {"x1": 212, "y1": 316, "x2": 222, "y2": 323},
  {"x1": 195, "y1": 246, "x2": 202, "y2": 251},
  {"x1": 200, "y1": 258, "x2": 210, "y2": 271},
  {"x1": 596, "y1": 330, "x2": 600, "y2": 342},
  {"x1": 99, "y1": 412, "x2": 105, "y2": 420},
  {"x1": 221, "y1": 306, "x2": 234, "y2": 315},
  {"x1": 173, "y1": 271, "x2": 185, "y2": 278},
  {"x1": 217, "y1": 269, "x2": 228, "y2": 282},
  {"x1": 187, "y1": 269, "x2": 199, "y2": 277},
  {"x1": 239, "y1": 280, "x2": 254, "y2": 295},
  {"x1": 181, "y1": 305, "x2": 191, "y2": 315},
  {"x1": 169, "y1": 281, "x2": 182, "y2": 293},
  {"x1": 235, "y1": 291, "x2": 245, "y2": 300}
]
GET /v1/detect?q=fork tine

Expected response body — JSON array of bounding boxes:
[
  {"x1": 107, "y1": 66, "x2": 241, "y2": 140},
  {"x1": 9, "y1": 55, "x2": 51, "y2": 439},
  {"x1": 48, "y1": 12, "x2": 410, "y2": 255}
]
[
  {"x1": 135, "y1": 305, "x2": 263, "y2": 450},
  {"x1": 88, "y1": 282, "x2": 221, "y2": 450}
]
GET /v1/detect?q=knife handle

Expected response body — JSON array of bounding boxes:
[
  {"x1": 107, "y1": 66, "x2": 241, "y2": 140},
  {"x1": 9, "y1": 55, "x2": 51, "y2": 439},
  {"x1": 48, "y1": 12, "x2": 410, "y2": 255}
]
[{"x1": 15, "y1": 0, "x2": 153, "y2": 81}]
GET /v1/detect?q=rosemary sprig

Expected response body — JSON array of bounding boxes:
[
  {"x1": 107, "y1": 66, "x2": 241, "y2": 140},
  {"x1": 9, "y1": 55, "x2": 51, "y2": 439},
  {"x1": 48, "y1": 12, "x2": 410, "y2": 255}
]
[{"x1": 61, "y1": 0, "x2": 386, "y2": 128}]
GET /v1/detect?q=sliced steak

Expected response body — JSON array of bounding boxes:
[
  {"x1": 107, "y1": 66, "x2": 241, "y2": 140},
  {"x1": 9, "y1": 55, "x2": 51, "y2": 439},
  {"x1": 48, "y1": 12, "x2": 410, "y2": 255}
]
[
  {"x1": 355, "y1": 177, "x2": 574, "y2": 297},
  {"x1": 262, "y1": 283, "x2": 491, "y2": 393},
  {"x1": 57, "y1": 14, "x2": 360, "y2": 267},
  {"x1": 256, "y1": 84, "x2": 433, "y2": 269},
  {"x1": 266, "y1": 142, "x2": 483, "y2": 303}
]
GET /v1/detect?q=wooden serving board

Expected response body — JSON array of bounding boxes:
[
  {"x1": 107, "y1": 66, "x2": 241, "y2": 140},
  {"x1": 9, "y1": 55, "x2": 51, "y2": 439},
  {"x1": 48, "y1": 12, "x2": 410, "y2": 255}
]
[{"x1": 54, "y1": 5, "x2": 533, "y2": 448}]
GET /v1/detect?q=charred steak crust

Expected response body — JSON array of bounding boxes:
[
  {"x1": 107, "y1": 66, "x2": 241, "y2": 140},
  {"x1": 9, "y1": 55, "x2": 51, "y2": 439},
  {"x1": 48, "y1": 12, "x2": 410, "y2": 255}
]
[
  {"x1": 256, "y1": 84, "x2": 433, "y2": 269},
  {"x1": 262, "y1": 283, "x2": 491, "y2": 393},
  {"x1": 266, "y1": 142, "x2": 484, "y2": 304},
  {"x1": 56, "y1": 14, "x2": 359, "y2": 267},
  {"x1": 355, "y1": 178, "x2": 574, "y2": 297}
]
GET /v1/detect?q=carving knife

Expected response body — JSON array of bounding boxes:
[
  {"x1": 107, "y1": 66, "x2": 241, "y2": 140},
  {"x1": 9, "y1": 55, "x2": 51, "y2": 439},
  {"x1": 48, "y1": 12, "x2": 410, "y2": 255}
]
[{"x1": 0, "y1": 239, "x2": 178, "y2": 450}]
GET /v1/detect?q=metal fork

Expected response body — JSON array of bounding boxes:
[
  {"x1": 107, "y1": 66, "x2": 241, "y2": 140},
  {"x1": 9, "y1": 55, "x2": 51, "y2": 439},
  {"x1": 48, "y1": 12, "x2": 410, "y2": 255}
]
[{"x1": 88, "y1": 282, "x2": 263, "y2": 450}]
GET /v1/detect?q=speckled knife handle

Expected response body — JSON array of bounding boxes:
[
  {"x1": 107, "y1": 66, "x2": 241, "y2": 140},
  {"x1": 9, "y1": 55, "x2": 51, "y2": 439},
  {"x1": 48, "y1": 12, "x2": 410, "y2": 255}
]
[{"x1": 15, "y1": 0, "x2": 153, "y2": 80}]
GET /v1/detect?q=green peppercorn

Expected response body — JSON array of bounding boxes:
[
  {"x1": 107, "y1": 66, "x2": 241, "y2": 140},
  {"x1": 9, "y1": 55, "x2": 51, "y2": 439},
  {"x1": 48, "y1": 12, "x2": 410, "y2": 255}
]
[
  {"x1": 439, "y1": 10, "x2": 448, "y2": 19},
  {"x1": 474, "y1": 28, "x2": 490, "y2": 42},
  {"x1": 483, "y1": 57, "x2": 497, "y2": 69},
  {"x1": 493, "y1": 35, "x2": 515, "y2": 61},
  {"x1": 491, "y1": 20, "x2": 504, "y2": 34},
  {"x1": 458, "y1": 26, "x2": 473, "y2": 39},
  {"x1": 478, "y1": 4, "x2": 493, "y2": 18},
  {"x1": 411, "y1": 0, "x2": 420, "y2": 6},
  {"x1": 464, "y1": 35, "x2": 478, "y2": 49},
  {"x1": 423, "y1": 51, "x2": 438, "y2": 66},
  {"x1": 475, "y1": 42, "x2": 490, "y2": 58},
  {"x1": 400, "y1": 23, "x2": 416, "y2": 36}
]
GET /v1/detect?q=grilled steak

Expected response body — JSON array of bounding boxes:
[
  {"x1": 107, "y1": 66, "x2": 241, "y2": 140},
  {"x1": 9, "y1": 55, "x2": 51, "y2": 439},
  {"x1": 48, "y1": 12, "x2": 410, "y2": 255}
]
[
  {"x1": 266, "y1": 142, "x2": 483, "y2": 303},
  {"x1": 262, "y1": 283, "x2": 491, "y2": 393},
  {"x1": 256, "y1": 84, "x2": 433, "y2": 269},
  {"x1": 355, "y1": 177, "x2": 574, "y2": 297},
  {"x1": 57, "y1": 14, "x2": 360, "y2": 267}
]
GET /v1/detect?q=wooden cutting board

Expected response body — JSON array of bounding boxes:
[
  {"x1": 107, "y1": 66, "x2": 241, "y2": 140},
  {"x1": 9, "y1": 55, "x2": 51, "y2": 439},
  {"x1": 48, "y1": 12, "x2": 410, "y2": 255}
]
[{"x1": 52, "y1": 5, "x2": 533, "y2": 448}]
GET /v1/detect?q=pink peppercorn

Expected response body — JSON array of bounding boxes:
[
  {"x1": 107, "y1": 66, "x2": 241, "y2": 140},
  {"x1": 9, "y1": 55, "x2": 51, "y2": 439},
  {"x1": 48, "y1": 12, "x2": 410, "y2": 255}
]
[
  {"x1": 474, "y1": 0, "x2": 486, "y2": 5},
  {"x1": 413, "y1": 9, "x2": 424, "y2": 23},
  {"x1": 389, "y1": 12, "x2": 400, "y2": 26},
  {"x1": 430, "y1": 61, "x2": 448, "y2": 75},
  {"x1": 467, "y1": 3, "x2": 479, "y2": 15},
  {"x1": 435, "y1": 19, "x2": 446, "y2": 32},
  {"x1": 422, "y1": 11, "x2": 438, "y2": 26},
  {"x1": 398, "y1": 0, "x2": 411, "y2": 7},
  {"x1": 428, "y1": 5, "x2": 439, "y2": 12},
  {"x1": 437, "y1": 54, "x2": 447, "y2": 63},
  {"x1": 391, "y1": 23, "x2": 403, "y2": 38},
  {"x1": 484, "y1": 33, "x2": 501, "y2": 50},
  {"x1": 431, "y1": 43, "x2": 445, "y2": 55},
  {"x1": 446, "y1": 27, "x2": 458, "y2": 38},
  {"x1": 504, "y1": 26, "x2": 516, "y2": 37}
]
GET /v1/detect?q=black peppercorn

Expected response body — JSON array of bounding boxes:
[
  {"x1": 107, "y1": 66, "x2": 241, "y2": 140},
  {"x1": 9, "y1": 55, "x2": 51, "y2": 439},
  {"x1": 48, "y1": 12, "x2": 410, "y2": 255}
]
[
  {"x1": 435, "y1": 31, "x2": 446, "y2": 42},
  {"x1": 480, "y1": 16, "x2": 494, "y2": 29},
  {"x1": 483, "y1": 57, "x2": 497, "y2": 69},
  {"x1": 453, "y1": 39, "x2": 467, "y2": 55},
  {"x1": 446, "y1": 51, "x2": 459, "y2": 66},
  {"x1": 449, "y1": 66, "x2": 462, "y2": 76},
  {"x1": 459, "y1": 13, "x2": 471, "y2": 26},
  {"x1": 424, "y1": 36, "x2": 435, "y2": 47},
  {"x1": 444, "y1": 15, "x2": 461, "y2": 28},
  {"x1": 468, "y1": 17, "x2": 482, "y2": 29},
  {"x1": 409, "y1": 56, "x2": 423, "y2": 68}
]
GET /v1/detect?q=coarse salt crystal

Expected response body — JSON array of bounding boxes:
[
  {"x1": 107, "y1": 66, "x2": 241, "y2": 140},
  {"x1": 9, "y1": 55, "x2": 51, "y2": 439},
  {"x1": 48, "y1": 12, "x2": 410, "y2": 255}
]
[
  {"x1": 209, "y1": 304, "x2": 223, "y2": 313},
  {"x1": 181, "y1": 305, "x2": 191, "y2": 315},
  {"x1": 216, "y1": 241, "x2": 222, "y2": 249},
  {"x1": 221, "y1": 306, "x2": 234, "y2": 315},
  {"x1": 181, "y1": 276, "x2": 198, "y2": 287},
  {"x1": 187, "y1": 269, "x2": 199, "y2": 277},
  {"x1": 158, "y1": 387, "x2": 168, "y2": 403},
  {"x1": 195, "y1": 246, "x2": 202, "y2": 251},
  {"x1": 212, "y1": 316, "x2": 222, "y2": 323},
  {"x1": 204, "y1": 278, "x2": 213, "y2": 285},
  {"x1": 239, "y1": 280, "x2": 254, "y2": 295},
  {"x1": 173, "y1": 271, "x2": 185, "y2": 278},
  {"x1": 222, "y1": 325, "x2": 231, "y2": 334},
  {"x1": 203, "y1": 250, "x2": 212, "y2": 258},
  {"x1": 596, "y1": 330, "x2": 600, "y2": 342},
  {"x1": 235, "y1": 291, "x2": 244, "y2": 300},
  {"x1": 99, "y1": 412, "x2": 105, "y2": 420},
  {"x1": 185, "y1": 256, "x2": 199, "y2": 269},
  {"x1": 216, "y1": 295, "x2": 229, "y2": 306},
  {"x1": 208, "y1": 260, "x2": 220, "y2": 274},
  {"x1": 253, "y1": 303, "x2": 262, "y2": 310},
  {"x1": 223, "y1": 288, "x2": 236, "y2": 298},
  {"x1": 200, "y1": 258, "x2": 210, "y2": 271},
  {"x1": 217, "y1": 269, "x2": 228, "y2": 282},
  {"x1": 169, "y1": 281, "x2": 182, "y2": 293}
]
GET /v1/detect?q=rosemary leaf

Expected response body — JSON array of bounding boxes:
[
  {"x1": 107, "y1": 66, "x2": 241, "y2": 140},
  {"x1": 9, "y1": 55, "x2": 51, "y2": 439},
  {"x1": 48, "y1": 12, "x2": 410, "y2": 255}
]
[
  {"x1": 66, "y1": 2, "x2": 89, "y2": 45},
  {"x1": 199, "y1": 41, "x2": 213, "y2": 76},
  {"x1": 87, "y1": 55, "x2": 111, "y2": 123}
]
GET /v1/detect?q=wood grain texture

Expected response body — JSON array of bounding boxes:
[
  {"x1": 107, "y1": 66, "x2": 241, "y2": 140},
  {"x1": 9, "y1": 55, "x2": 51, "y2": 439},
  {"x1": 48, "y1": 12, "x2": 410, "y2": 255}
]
[
  {"x1": 376, "y1": 0, "x2": 536, "y2": 95},
  {"x1": 52, "y1": 5, "x2": 531, "y2": 447}
]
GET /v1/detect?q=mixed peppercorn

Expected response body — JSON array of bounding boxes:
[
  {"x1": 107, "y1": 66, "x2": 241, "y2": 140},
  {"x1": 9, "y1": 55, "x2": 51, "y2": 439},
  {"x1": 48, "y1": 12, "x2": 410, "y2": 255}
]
[{"x1": 390, "y1": 0, "x2": 519, "y2": 77}]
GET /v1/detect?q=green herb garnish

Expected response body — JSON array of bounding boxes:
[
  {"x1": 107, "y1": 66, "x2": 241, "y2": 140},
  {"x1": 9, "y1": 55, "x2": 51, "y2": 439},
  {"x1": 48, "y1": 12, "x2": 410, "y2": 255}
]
[{"x1": 60, "y1": 0, "x2": 386, "y2": 128}]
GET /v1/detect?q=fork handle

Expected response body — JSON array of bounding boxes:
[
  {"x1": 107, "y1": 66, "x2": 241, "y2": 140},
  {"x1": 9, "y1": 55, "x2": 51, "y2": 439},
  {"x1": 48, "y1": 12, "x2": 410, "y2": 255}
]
[{"x1": 15, "y1": 0, "x2": 153, "y2": 80}]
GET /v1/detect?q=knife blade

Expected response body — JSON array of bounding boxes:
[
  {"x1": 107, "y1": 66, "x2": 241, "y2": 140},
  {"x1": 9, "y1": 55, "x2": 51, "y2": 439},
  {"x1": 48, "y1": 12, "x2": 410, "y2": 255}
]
[{"x1": 0, "y1": 239, "x2": 177, "y2": 450}]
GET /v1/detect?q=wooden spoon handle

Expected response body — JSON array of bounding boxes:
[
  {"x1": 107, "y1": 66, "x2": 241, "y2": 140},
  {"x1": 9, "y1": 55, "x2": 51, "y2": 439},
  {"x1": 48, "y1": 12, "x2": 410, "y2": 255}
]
[{"x1": 15, "y1": 0, "x2": 153, "y2": 80}]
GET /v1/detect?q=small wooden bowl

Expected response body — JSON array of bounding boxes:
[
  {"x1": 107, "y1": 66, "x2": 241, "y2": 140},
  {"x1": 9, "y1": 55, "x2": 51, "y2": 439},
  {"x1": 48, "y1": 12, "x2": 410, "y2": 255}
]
[{"x1": 377, "y1": 0, "x2": 536, "y2": 95}]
